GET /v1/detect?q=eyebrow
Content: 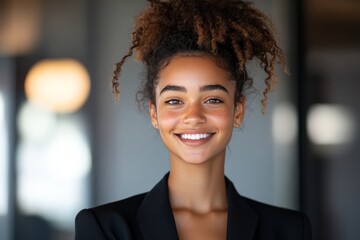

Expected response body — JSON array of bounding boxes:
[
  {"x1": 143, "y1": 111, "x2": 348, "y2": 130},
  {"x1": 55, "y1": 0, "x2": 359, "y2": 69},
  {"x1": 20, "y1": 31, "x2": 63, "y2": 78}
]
[
  {"x1": 159, "y1": 85, "x2": 186, "y2": 95},
  {"x1": 159, "y1": 84, "x2": 229, "y2": 95},
  {"x1": 200, "y1": 84, "x2": 229, "y2": 94}
]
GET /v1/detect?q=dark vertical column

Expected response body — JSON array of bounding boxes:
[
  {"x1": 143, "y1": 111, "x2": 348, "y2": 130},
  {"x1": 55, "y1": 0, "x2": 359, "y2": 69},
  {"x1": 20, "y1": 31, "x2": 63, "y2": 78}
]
[
  {"x1": 297, "y1": 1, "x2": 325, "y2": 239},
  {"x1": 296, "y1": 0, "x2": 307, "y2": 212}
]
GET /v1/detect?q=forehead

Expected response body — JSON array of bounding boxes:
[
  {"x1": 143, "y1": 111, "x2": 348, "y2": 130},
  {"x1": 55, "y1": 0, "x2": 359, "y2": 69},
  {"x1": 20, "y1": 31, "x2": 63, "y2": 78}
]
[{"x1": 157, "y1": 56, "x2": 233, "y2": 89}]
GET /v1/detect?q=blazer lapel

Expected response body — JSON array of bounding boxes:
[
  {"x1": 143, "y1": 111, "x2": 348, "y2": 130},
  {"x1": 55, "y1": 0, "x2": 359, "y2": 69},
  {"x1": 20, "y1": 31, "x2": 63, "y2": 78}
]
[
  {"x1": 137, "y1": 174, "x2": 258, "y2": 240},
  {"x1": 226, "y1": 178, "x2": 259, "y2": 240},
  {"x1": 137, "y1": 173, "x2": 179, "y2": 240}
]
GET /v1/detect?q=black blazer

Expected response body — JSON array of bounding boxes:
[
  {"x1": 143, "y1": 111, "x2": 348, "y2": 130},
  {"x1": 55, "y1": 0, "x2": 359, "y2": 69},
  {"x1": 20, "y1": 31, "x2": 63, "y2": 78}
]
[{"x1": 75, "y1": 173, "x2": 311, "y2": 240}]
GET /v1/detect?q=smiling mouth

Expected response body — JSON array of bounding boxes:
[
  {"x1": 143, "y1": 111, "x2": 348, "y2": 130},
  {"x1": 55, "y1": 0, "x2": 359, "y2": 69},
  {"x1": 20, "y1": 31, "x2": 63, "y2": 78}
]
[{"x1": 178, "y1": 133, "x2": 213, "y2": 140}]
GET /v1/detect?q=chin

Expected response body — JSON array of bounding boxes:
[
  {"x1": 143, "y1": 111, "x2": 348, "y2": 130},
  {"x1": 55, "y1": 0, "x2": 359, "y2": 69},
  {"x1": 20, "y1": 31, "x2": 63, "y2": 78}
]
[{"x1": 175, "y1": 153, "x2": 218, "y2": 166}]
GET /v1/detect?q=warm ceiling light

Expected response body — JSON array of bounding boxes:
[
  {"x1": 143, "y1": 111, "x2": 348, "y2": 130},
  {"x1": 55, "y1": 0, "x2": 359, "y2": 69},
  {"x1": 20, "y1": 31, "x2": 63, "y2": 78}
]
[
  {"x1": 0, "y1": 0, "x2": 41, "y2": 56},
  {"x1": 25, "y1": 59, "x2": 91, "y2": 113}
]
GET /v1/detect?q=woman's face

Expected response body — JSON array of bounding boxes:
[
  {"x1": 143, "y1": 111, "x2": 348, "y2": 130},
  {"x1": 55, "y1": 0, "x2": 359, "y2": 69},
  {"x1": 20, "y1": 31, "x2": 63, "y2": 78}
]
[{"x1": 149, "y1": 56, "x2": 244, "y2": 165}]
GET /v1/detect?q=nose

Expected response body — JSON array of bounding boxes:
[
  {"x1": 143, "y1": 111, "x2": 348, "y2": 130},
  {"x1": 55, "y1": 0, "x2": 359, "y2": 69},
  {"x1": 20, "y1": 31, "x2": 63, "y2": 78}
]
[{"x1": 183, "y1": 102, "x2": 206, "y2": 125}]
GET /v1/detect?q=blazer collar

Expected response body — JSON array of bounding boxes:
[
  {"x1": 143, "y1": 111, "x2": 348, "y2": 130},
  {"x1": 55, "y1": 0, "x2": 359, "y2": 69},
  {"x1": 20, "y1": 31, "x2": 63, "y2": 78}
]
[
  {"x1": 137, "y1": 173, "x2": 259, "y2": 240},
  {"x1": 226, "y1": 178, "x2": 259, "y2": 240},
  {"x1": 137, "y1": 173, "x2": 179, "y2": 240}
]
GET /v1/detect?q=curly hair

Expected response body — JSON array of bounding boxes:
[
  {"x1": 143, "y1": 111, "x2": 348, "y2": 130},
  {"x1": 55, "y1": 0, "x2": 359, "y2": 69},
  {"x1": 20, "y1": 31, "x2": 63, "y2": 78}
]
[{"x1": 112, "y1": 0, "x2": 286, "y2": 112}]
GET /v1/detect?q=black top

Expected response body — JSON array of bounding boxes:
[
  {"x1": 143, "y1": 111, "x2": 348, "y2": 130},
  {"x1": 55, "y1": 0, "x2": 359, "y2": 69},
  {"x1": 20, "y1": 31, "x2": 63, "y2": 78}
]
[{"x1": 75, "y1": 173, "x2": 312, "y2": 240}]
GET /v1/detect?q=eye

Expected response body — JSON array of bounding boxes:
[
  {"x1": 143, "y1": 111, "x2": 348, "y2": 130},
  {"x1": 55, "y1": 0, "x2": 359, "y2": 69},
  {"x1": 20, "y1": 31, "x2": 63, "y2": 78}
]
[
  {"x1": 205, "y1": 98, "x2": 223, "y2": 104},
  {"x1": 165, "y1": 99, "x2": 183, "y2": 105}
]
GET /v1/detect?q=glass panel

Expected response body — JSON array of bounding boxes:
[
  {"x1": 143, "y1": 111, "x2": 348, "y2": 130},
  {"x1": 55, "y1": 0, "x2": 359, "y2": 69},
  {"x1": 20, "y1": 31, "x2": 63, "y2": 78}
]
[{"x1": 16, "y1": 101, "x2": 91, "y2": 236}]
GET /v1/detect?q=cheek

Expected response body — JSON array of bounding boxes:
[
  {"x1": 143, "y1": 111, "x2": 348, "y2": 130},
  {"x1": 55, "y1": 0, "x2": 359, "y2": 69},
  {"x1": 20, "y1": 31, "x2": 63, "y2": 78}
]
[
  {"x1": 207, "y1": 108, "x2": 234, "y2": 128},
  {"x1": 157, "y1": 109, "x2": 180, "y2": 130}
]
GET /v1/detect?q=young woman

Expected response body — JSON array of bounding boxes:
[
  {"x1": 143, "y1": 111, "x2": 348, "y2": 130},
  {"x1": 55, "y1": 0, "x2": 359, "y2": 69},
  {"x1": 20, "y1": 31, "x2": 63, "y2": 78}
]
[{"x1": 75, "y1": 0, "x2": 312, "y2": 239}]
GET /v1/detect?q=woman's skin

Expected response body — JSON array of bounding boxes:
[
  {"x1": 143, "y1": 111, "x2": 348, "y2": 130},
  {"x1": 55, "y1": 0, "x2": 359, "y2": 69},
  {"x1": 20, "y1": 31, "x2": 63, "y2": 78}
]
[{"x1": 149, "y1": 55, "x2": 245, "y2": 239}]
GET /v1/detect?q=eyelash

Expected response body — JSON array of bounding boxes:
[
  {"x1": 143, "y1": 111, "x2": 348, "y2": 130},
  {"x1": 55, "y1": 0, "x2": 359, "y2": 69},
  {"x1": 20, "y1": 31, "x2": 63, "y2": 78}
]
[
  {"x1": 165, "y1": 98, "x2": 223, "y2": 105},
  {"x1": 165, "y1": 99, "x2": 183, "y2": 105},
  {"x1": 205, "y1": 98, "x2": 223, "y2": 104}
]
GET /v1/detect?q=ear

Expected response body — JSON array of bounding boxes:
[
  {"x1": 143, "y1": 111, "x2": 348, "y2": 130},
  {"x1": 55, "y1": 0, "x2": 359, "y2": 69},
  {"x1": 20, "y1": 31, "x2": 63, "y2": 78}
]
[
  {"x1": 148, "y1": 101, "x2": 159, "y2": 129},
  {"x1": 233, "y1": 97, "x2": 245, "y2": 128}
]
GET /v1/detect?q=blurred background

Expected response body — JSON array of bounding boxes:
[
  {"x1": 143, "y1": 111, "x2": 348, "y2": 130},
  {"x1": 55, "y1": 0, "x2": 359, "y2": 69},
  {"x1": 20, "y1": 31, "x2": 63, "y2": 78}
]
[{"x1": 0, "y1": 0, "x2": 359, "y2": 239}]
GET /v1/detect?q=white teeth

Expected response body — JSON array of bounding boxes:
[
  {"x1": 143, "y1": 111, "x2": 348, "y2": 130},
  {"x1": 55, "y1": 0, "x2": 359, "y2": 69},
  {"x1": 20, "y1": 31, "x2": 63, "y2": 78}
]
[{"x1": 180, "y1": 133, "x2": 211, "y2": 140}]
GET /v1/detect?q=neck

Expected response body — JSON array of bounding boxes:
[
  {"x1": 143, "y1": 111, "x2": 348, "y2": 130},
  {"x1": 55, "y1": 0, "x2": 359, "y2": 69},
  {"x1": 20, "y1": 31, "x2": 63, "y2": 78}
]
[{"x1": 168, "y1": 157, "x2": 227, "y2": 214}]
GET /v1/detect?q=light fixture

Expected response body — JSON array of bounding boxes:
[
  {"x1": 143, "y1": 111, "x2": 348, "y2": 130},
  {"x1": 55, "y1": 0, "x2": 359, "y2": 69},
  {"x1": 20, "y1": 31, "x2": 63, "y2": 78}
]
[
  {"x1": 272, "y1": 102, "x2": 298, "y2": 145},
  {"x1": 25, "y1": 59, "x2": 91, "y2": 113},
  {"x1": 307, "y1": 104, "x2": 356, "y2": 145},
  {"x1": 0, "y1": 0, "x2": 41, "y2": 56}
]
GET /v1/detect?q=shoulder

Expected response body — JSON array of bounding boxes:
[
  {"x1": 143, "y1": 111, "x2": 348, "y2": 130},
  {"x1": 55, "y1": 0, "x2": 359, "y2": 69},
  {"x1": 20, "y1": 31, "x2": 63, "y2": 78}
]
[
  {"x1": 78, "y1": 192, "x2": 146, "y2": 224},
  {"x1": 244, "y1": 197, "x2": 305, "y2": 221},
  {"x1": 243, "y1": 197, "x2": 312, "y2": 239},
  {"x1": 75, "y1": 193, "x2": 147, "y2": 240},
  {"x1": 91, "y1": 193, "x2": 146, "y2": 218}
]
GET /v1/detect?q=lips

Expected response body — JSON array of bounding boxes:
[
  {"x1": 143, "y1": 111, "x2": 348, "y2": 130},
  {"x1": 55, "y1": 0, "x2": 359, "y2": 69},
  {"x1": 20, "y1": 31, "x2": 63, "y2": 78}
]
[{"x1": 175, "y1": 132, "x2": 214, "y2": 146}]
